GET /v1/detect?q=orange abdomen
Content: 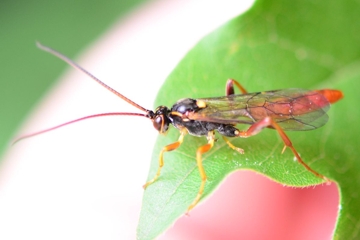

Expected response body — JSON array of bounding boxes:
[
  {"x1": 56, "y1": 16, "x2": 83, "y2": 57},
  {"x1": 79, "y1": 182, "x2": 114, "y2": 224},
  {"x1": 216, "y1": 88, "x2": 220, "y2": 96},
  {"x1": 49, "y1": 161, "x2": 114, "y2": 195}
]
[{"x1": 316, "y1": 89, "x2": 344, "y2": 104}]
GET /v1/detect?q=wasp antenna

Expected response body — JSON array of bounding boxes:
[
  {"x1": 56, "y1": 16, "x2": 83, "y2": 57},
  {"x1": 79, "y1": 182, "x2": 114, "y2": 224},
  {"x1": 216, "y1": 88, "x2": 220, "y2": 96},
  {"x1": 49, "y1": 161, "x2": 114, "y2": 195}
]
[
  {"x1": 13, "y1": 112, "x2": 149, "y2": 145},
  {"x1": 36, "y1": 42, "x2": 150, "y2": 113}
]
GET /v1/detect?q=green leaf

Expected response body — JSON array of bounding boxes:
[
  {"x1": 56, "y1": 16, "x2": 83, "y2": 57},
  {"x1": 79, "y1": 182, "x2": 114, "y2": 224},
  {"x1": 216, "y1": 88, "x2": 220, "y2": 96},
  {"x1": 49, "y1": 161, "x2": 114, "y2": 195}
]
[{"x1": 137, "y1": 0, "x2": 360, "y2": 239}]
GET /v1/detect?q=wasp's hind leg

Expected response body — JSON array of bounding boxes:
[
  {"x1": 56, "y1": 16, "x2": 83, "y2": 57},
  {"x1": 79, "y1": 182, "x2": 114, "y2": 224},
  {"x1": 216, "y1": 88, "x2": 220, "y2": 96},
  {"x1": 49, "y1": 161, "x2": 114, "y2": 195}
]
[
  {"x1": 226, "y1": 79, "x2": 248, "y2": 95},
  {"x1": 235, "y1": 116, "x2": 330, "y2": 183}
]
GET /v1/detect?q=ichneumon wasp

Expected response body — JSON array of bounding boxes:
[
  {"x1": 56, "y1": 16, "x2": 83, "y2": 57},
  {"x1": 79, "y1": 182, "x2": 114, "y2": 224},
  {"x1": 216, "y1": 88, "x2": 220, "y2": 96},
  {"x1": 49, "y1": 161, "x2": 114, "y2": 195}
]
[{"x1": 15, "y1": 43, "x2": 343, "y2": 213}]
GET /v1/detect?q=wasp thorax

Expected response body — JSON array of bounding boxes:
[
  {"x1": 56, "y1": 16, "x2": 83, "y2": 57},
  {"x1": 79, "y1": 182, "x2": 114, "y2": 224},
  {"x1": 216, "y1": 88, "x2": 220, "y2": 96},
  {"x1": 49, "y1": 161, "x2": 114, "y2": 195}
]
[{"x1": 171, "y1": 98, "x2": 198, "y2": 114}]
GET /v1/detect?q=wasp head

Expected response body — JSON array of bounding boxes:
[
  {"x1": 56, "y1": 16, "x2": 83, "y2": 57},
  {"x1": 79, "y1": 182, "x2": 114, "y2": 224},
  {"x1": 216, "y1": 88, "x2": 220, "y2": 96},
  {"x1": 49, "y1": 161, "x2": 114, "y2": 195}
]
[{"x1": 148, "y1": 106, "x2": 170, "y2": 134}]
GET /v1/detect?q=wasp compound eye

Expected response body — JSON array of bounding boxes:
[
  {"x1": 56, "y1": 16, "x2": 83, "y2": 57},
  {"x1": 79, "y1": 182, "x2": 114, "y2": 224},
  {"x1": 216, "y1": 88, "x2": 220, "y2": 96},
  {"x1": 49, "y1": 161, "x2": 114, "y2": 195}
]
[{"x1": 153, "y1": 115, "x2": 163, "y2": 132}]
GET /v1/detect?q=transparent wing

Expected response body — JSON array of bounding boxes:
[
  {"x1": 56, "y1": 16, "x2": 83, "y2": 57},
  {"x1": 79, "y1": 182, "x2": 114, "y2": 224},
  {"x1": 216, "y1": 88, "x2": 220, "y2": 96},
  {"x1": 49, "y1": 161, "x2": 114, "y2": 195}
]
[{"x1": 189, "y1": 89, "x2": 330, "y2": 131}]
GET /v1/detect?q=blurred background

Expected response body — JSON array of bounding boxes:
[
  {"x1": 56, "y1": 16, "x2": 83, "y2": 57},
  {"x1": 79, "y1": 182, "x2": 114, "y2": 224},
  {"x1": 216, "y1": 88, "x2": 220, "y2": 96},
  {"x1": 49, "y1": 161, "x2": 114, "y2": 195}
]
[
  {"x1": 0, "y1": 0, "x2": 145, "y2": 157},
  {"x1": 0, "y1": 0, "x2": 338, "y2": 239}
]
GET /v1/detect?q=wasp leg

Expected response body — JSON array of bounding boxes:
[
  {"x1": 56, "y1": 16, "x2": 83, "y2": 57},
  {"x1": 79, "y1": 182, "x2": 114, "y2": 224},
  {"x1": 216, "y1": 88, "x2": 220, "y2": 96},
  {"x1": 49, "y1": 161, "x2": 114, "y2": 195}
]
[
  {"x1": 236, "y1": 117, "x2": 330, "y2": 183},
  {"x1": 226, "y1": 79, "x2": 248, "y2": 95},
  {"x1": 222, "y1": 136, "x2": 244, "y2": 154},
  {"x1": 187, "y1": 131, "x2": 216, "y2": 213},
  {"x1": 143, "y1": 129, "x2": 187, "y2": 189}
]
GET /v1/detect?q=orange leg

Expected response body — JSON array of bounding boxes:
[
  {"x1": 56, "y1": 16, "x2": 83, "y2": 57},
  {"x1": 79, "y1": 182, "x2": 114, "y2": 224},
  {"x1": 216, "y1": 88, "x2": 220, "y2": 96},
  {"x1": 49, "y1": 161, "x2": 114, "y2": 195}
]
[
  {"x1": 236, "y1": 117, "x2": 329, "y2": 182},
  {"x1": 187, "y1": 131, "x2": 216, "y2": 213},
  {"x1": 222, "y1": 136, "x2": 244, "y2": 154},
  {"x1": 226, "y1": 78, "x2": 248, "y2": 95},
  {"x1": 143, "y1": 129, "x2": 187, "y2": 189}
]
